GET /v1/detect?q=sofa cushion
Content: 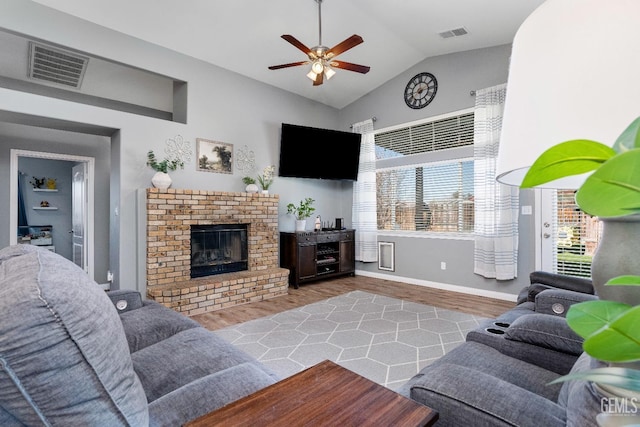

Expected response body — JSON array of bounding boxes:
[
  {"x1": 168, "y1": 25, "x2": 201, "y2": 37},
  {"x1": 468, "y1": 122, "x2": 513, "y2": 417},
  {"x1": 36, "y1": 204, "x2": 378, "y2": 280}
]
[
  {"x1": 131, "y1": 327, "x2": 277, "y2": 402},
  {"x1": 0, "y1": 245, "x2": 148, "y2": 426},
  {"x1": 505, "y1": 314, "x2": 583, "y2": 355},
  {"x1": 117, "y1": 299, "x2": 201, "y2": 353},
  {"x1": 408, "y1": 363, "x2": 566, "y2": 427},
  {"x1": 399, "y1": 341, "x2": 563, "y2": 402},
  {"x1": 148, "y1": 362, "x2": 277, "y2": 427}
]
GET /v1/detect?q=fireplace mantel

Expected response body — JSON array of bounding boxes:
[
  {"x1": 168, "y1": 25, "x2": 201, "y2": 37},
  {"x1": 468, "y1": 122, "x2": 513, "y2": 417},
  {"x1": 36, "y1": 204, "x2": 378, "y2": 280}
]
[{"x1": 146, "y1": 188, "x2": 289, "y2": 315}]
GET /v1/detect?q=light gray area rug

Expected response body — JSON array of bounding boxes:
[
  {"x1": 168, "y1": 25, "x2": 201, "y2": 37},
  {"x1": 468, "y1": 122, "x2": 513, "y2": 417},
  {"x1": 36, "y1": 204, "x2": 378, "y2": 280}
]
[{"x1": 214, "y1": 290, "x2": 488, "y2": 390}]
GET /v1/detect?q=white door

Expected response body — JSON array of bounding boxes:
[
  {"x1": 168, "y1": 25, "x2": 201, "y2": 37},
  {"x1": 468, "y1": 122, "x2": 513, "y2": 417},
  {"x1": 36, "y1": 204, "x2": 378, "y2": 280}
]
[
  {"x1": 72, "y1": 163, "x2": 87, "y2": 272},
  {"x1": 538, "y1": 189, "x2": 602, "y2": 277}
]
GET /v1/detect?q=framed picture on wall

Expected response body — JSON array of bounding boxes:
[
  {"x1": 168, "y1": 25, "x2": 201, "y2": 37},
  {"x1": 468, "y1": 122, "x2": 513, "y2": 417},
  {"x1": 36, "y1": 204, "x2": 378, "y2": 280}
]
[{"x1": 196, "y1": 138, "x2": 233, "y2": 174}]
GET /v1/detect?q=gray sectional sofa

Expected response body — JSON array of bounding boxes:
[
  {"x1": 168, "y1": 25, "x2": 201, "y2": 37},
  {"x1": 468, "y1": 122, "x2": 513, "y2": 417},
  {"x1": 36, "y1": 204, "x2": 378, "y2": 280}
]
[
  {"x1": 0, "y1": 244, "x2": 278, "y2": 426},
  {"x1": 398, "y1": 272, "x2": 604, "y2": 426}
]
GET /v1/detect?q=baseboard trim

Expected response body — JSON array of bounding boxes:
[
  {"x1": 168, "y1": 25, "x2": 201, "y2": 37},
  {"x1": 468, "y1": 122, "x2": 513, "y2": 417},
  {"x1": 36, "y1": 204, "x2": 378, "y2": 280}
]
[{"x1": 354, "y1": 270, "x2": 518, "y2": 303}]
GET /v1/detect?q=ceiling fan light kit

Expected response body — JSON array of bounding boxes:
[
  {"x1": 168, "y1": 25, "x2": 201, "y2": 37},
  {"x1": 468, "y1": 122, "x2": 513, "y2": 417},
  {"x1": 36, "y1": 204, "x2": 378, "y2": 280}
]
[{"x1": 268, "y1": 0, "x2": 370, "y2": 86}]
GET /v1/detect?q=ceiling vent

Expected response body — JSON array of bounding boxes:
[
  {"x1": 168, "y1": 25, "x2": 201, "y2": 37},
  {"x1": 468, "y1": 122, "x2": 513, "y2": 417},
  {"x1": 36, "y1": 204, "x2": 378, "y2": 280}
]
[
  {"x1": 28, "y1": 42, "x2": 89, "y2": 89},
  {"x1": 438, "y1": 27, "x2": 469, "y2": 39}
]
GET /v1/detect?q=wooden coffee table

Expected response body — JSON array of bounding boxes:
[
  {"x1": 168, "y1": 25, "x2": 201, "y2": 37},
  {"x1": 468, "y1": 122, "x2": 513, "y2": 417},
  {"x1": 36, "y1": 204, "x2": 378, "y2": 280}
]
[{"x1": 185, "y1": 360, "x2": 438, "y2": 426}]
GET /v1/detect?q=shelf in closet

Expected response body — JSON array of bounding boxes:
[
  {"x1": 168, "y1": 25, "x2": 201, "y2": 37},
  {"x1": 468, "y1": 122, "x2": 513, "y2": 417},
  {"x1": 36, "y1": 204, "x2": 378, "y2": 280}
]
[
  {"x1": 33, "y1": 188, "x2": 58, "y2": 192},
  {"x1": 33, "y1": 207, "x2": 58, "y2": 210}
]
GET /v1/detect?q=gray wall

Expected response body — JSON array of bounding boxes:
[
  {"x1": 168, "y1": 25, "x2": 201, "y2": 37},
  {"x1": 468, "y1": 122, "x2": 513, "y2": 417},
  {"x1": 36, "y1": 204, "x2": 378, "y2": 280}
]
[
  {"x1": 0, "y1": 1, "x2": 536, "y2": 298},
  {"x1": 0, "y1": 0, "x2": 350, "y2": 292},
  {"x1": 0, "y1": 122, "x2": 111, "y2": 282},
  {"x1": 338, "y1": 45, "x2": 535, "y2": 297},
  {"x1": 19, "y1": 157, "x2": 73, "y2": 260}
]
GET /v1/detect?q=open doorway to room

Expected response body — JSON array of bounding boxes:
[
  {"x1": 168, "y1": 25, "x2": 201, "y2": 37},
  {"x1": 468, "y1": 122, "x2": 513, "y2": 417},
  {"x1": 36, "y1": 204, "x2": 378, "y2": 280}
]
[{"x1": 10, "y1": 149, "x2": 96, "y2": 280}]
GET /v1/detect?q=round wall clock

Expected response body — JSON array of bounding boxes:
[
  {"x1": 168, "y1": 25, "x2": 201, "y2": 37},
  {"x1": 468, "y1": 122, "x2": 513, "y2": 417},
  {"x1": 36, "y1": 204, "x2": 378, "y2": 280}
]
[{"x1": 404, "y1": 72, "x2": 438, "y2": 109}]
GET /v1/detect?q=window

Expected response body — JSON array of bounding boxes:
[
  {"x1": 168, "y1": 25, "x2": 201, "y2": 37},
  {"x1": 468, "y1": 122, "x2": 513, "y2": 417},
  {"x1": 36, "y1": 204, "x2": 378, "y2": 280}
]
[{"x1": 374, "y1": 110, "x2": 475, "y2": 235}]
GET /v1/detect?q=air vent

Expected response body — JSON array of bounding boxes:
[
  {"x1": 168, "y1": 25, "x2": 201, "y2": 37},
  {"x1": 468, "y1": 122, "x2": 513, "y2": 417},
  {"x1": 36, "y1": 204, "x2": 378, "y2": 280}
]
[
  {"x1": 28, "y1": 42, "x2": 89, "y2": 89},
  {"x1": 438, "y1": 27, "x2": 469, "y2": 39}
]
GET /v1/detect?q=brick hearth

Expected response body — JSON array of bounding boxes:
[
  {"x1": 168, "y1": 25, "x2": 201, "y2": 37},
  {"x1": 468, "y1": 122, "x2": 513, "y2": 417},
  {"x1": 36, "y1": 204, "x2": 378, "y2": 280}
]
[{"x1": 145, "y1": 188, "x2": 289, "y2": 315}]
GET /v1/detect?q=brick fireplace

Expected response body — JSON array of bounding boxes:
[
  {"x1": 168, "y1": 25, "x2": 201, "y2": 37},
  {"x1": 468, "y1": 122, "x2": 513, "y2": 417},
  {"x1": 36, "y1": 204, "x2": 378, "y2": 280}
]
[{"x1": 146, "y1": 188, "x2": 289, "y2": 315}]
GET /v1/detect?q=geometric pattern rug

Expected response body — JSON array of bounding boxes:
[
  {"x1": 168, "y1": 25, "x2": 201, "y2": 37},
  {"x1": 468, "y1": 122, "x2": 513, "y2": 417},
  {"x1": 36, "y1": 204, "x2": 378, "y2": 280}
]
[{"x1": 214, "y1": 291, "x2": 488, "y2": 391}]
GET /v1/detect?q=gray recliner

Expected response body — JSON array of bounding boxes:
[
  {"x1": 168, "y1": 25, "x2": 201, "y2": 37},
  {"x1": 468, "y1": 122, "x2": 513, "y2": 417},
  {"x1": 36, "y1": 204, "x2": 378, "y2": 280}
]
[
  {"x1": 0, "y1": 245, "x2": 278, "y2": 426},
  {"x1": 467, "y1": 272, "x2": 596, "y2": 375},
  {"x1": 398, "y1": 272, "x2": 604, "y2": 426}
]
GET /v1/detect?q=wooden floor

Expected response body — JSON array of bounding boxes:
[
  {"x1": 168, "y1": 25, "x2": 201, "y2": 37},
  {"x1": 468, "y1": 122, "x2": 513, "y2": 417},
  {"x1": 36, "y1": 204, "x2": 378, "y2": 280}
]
[{"x1": 192, "y1": 275, "x2": 516, "y2": 331}]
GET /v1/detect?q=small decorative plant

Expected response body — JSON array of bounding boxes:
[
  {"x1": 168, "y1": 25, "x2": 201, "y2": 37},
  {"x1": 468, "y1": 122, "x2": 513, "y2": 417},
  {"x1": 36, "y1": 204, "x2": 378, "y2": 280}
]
[
  {"x1": 146, "y1": 150, "x2": 184, "y2": 173},
  {"x1": 30, "y1": 177, "x2": 46, "y2": 189},
  {"x1": 522, "y1": 116, "x2": 640, "y2": 392},
  {"x1": 242, "y1": 176, "x2": 256, "y2": 185},
  {"x1": 287, "y1": 198, "x2": 316, "y2": 220},
  {"x1": 257, "y1": 165, "x2": 276, "y2": 191}
]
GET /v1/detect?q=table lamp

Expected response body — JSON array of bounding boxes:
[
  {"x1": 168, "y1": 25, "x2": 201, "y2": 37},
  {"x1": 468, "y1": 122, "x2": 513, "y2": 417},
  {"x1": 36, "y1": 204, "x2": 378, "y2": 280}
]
[{"x1": 495, "y1": 0, "x2": 640, "y2": 304}]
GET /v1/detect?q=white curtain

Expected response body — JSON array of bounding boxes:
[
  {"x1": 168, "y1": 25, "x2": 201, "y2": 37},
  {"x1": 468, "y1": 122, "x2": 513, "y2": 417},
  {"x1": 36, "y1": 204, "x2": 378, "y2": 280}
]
[
  {"x1": 352, "y1": 119, "x2": 377, "y2": 262},
  {"x1": 473, "y1": 84, "x2": 519, "y2": 280}
]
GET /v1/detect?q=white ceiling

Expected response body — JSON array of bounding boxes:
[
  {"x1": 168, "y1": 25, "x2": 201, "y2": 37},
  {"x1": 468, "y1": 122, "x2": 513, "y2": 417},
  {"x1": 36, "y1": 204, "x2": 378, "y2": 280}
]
[{"x1": 31, "y1": 0, "x2": 545, "y2": 109}]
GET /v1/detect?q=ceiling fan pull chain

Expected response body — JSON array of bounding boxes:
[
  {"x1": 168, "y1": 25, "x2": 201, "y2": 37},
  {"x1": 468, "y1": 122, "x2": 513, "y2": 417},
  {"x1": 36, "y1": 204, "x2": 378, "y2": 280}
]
[{"x1": 317, "y1": 0, "x2": 323, "y2": 46}]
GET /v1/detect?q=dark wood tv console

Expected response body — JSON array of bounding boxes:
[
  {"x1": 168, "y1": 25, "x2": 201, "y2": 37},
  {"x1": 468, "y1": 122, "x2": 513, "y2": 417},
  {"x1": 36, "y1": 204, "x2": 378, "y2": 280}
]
[{"x1": 280, "y1": 229, "x2": 355, "y2": 288}]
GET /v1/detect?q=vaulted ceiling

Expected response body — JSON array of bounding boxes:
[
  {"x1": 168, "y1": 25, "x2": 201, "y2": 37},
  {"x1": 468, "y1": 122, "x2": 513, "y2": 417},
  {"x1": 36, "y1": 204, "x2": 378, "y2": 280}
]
[{"x1": 28, "y1": 0, "x2": 544, "y2": 109}]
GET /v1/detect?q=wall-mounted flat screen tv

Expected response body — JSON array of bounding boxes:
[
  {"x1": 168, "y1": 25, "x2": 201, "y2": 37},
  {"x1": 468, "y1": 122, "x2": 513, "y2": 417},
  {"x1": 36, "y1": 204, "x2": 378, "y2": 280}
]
[{"x1": 278, "y1": 123, "x2": 362, "y2": 181}]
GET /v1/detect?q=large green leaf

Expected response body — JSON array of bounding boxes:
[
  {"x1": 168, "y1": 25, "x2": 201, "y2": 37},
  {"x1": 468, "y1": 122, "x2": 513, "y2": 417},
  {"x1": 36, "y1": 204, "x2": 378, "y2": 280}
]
[
  {"x1": 606, "y1": 276, "x2": 640, "y2": 286},
  {"x1": 521, "y1": 140, "x2": 616, "y2": 188},
  {"x1": 582, "y1": 305, "x2": 640, "y2": 362},
  {"x1": 576, "y1": 149, "x2": 640, "y2": 217},
  {"x1": 566, "y1": 300, "x2": 630, "y2": 339},
  {"x1": 549, "y1": 367, "x2": 640, "y2": 392},
  {"x1": 612, "y1": 116, "x2": 640, "y2": 153}
]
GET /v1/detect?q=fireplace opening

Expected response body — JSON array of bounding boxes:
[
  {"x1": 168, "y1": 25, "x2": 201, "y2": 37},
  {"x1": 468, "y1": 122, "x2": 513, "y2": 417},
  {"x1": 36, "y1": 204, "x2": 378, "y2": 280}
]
[{"x1": 191, "y1": 224, "x2": 248, "y2": 278}]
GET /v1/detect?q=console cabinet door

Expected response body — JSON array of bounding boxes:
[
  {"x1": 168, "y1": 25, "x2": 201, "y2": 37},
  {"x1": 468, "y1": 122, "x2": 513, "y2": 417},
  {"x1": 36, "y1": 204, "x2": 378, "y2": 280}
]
[
  {"x1": 339, "y1": 240, "x2": 355, "y2": 273},
  {"x1": 298, "y1": 244, "x2": 317, "y2": 280}
]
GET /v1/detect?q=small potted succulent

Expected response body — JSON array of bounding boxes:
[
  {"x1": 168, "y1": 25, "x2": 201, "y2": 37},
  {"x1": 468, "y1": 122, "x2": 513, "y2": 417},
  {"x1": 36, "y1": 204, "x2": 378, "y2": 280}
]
[{"x1": 286, "y1": 198, "x2": 315, "y2": 231}]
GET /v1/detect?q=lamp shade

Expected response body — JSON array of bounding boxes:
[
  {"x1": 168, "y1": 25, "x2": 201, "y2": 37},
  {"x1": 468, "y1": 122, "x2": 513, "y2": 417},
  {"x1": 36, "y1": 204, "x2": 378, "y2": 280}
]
[{"x1": 496, "y1": 0, "x2": 640, "y2": 188}]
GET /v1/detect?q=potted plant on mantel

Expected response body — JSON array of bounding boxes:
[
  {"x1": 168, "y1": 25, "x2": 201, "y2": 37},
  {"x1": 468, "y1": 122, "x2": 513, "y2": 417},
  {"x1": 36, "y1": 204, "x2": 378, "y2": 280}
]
[
  {"x1": 287, "y1": 198, "x2": 315, "y2": 231},
  {"x1": 257, "y1": 165, "x2": 276, "y2": 194},
  {"x1": 521, "y1": 116, "x2": 640, "y2": 425},
  {"x1": 146, "y1": 150, "x2": 184, "y2": 190},
  {"x1": 242, "y1": 176, "x2": 259, "y2": 193}
]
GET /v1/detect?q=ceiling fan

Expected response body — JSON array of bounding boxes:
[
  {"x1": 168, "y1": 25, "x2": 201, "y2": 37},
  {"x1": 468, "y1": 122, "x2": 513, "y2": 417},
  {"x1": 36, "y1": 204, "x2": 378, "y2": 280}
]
[{"x1": 268, "y1": 0, "x2": 370, "y2": 86}]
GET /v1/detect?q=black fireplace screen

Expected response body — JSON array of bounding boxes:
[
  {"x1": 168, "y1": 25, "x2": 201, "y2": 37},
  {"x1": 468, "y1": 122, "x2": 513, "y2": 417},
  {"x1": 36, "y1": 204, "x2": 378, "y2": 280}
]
[{"x1": 190, "y1": 224, "x2": 248, "y2": 278}]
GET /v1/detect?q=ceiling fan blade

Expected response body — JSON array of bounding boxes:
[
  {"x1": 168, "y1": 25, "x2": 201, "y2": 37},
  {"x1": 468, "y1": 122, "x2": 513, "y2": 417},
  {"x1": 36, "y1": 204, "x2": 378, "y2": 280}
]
[
  {"x1": 281, "y1": 34, "x2": 313, "y2": 56},
  {"x1": 330, "y1": 61, "x2": 370, "y2": 74},
  {"x1": 313, "y1": 72, "x2": 324, "y2": 86},
  {"x1": 325, "y1": 35, "x2": 364, "y2": 59},
  {"x1": 268, "y1": 61, "x2": 309, "y2": 70}
]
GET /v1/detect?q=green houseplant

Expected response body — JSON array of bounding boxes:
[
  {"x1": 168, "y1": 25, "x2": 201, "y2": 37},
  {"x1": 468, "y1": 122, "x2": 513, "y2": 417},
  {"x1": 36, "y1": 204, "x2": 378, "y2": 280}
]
[
  {"x1": 242, "y1": 176, "x2": 259, "y2": 193},
  {"x1": 146, "y1": 150, "x2": 185, "y2": 190},
  {"x1": 257, "y1": 165, "x2": 276, "y2": 192},
  {"x1": 287, "y1": 198, "x2": 315, "y2": 231},
  {"x1": 146, "y1": 150, "x2": 184, "y2": 173},
  {"x1": 521, "y1": 116, "x2": 640, "y2": 395}
]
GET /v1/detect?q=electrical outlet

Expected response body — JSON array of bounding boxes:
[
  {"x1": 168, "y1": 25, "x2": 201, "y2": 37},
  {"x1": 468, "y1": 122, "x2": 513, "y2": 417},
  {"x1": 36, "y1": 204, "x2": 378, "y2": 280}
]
[
  {"x1": 107, "y1": 271, "x2": 114, "y2": 282},
  {"x1": 440, "y1": 262, "x2": 446, "y2": 270}
]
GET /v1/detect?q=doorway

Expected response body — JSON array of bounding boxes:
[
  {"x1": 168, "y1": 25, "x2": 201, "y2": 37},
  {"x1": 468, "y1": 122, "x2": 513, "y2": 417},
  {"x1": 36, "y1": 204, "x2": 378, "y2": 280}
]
[
  {"x1": 537, "y1": 189, "x2": 602, "y2": 278},
  {"x1": 9, "y1": 149, "x2": 95, "y2": 280}
]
